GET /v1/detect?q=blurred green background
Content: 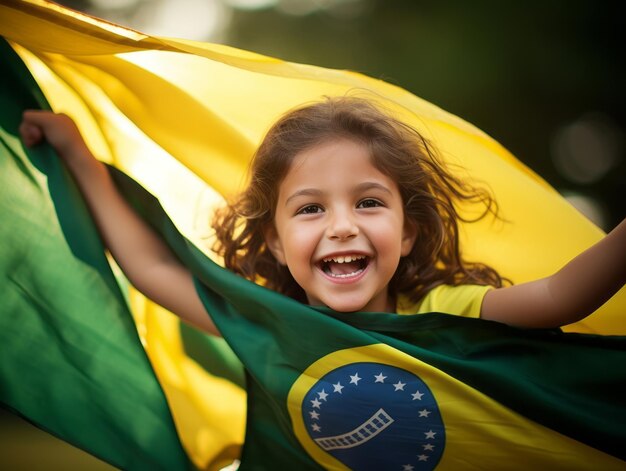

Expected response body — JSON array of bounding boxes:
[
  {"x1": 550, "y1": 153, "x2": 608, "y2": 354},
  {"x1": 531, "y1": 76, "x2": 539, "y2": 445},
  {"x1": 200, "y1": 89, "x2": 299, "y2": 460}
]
[{"x1": 2, "y1": 0, "x2": 624, "y2": 469}]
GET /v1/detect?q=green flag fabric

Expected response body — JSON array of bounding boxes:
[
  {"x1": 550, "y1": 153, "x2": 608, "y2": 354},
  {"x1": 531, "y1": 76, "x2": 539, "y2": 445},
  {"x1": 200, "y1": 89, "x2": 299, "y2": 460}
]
[{"x1": 0, "y1": 38, "x2": 193, "y2": 471}]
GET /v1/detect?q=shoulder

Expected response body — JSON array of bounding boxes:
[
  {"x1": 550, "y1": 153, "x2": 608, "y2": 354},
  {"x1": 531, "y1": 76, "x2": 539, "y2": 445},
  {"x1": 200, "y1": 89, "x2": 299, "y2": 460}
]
[{"x1": 397, "y1": 284, "x2": 493, "y2": 318}]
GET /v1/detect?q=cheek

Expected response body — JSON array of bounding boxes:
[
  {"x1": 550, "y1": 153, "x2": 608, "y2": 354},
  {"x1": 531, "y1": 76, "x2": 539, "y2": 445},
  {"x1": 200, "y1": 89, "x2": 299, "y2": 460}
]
[
  {"x1": 369, "y1": 229, "x2": 402, "y2": 268},
  {"x1": 281, "y1": 223, "x2": 317, "y2": 263},
  {"x1": 378, "y1": 218, "x2": 406, "y2": 248}
]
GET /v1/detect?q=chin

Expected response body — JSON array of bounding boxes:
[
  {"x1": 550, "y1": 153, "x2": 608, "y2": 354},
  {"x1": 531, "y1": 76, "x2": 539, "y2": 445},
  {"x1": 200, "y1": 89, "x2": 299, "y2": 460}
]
[
  {"x1": 324, "y1": 299, "x2": 369, "y2": 313},
  {"x1": 329, "y1": 306, "x2": 360, "y2": 313}
]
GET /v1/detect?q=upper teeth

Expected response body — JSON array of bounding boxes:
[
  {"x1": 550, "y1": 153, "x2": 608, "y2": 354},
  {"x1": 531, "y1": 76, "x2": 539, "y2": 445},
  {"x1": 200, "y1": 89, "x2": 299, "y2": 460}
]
[{"x1": 323, "y1": 255, "x2": 366, "y2": 263}]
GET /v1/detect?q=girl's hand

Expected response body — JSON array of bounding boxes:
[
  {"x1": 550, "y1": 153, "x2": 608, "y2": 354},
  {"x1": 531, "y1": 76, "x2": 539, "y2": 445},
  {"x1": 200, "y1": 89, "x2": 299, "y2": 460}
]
[
  {"x1": 18, "y1": 110, "x2": 219, "y2": 336},
  {"x1": 19, "y1": 110, "x2": 90, "y2": 163}
]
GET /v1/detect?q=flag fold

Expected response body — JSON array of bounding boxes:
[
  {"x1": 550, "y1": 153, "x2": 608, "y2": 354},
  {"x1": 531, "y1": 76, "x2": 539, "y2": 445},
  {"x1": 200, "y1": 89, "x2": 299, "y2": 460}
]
[{"x1": 0, "y1": 37, "x2": 194, "y2": 471}]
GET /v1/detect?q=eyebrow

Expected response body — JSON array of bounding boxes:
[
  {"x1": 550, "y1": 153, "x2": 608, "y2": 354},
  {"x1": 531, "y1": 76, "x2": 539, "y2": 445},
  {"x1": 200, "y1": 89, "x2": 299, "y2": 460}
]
[
  {"x1": 354, "y1": 182, "x2": 393, "y2": 195},
  {"x1": 284, "y1": 182, "x2": 393, "y2": 205},
  {"x1": 285, "y1": 188, "x2": 323, "y2": 205}
]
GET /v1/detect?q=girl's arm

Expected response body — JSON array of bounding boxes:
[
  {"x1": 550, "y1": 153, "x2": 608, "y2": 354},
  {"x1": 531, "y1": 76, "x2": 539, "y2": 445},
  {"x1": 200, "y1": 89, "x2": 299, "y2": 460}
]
[
  {"x1": 20, "y1": 110, "x2": 220, "y2": 336},
  {"x1": 481, "y1": 218, "x2": 626, "y2": 328}
]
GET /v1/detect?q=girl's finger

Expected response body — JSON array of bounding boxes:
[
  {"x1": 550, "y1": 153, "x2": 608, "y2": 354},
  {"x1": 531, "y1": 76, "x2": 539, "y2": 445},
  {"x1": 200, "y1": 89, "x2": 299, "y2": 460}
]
[
  {"x1": 22, "y1": 109, "x2": 50, "y2": 124},
  {"x1": 19, "y1": 122, "x2": 43, "y2": 147}
]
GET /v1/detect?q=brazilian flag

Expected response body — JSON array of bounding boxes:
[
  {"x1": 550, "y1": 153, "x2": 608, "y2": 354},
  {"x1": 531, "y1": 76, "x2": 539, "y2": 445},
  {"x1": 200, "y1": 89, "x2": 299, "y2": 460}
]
[
  {"x1": 111, "y1": 165, "x2": 626, "y2": 469},
  {"x1": 1, "y1": 1, "x2": 626, "y2": 470}
]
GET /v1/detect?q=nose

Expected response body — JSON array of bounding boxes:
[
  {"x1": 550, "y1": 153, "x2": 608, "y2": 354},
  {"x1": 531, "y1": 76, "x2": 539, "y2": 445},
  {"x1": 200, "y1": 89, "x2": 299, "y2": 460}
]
[{"x1": 326, "y1": 210, "x2": 359, "y2": 241}]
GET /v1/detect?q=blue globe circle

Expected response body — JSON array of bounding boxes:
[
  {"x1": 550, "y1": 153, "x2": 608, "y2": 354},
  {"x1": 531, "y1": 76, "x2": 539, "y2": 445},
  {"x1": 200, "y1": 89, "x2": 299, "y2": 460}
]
[{"x1": 302, "y1": 362, "x2": 445, "y2": 470}]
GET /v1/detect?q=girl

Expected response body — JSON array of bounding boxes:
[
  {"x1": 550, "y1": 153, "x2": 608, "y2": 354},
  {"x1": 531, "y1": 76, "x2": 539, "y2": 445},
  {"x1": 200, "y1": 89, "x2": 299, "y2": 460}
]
[{"x1": 19, "y1": 96, "x2": 625, "y2": 335}]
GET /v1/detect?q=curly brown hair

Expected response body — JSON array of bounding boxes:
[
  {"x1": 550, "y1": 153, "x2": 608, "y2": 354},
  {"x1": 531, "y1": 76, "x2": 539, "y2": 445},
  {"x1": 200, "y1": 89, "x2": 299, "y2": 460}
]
[{"x1": 212, "y1": 96, "x2": 505, "y2": 306}]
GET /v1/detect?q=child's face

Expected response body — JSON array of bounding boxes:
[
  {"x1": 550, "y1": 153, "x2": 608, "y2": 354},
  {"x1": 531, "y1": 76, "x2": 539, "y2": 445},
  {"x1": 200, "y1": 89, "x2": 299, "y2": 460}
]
[{"x1": 264, "y1": 138, "x2": 417, "y2": 312}]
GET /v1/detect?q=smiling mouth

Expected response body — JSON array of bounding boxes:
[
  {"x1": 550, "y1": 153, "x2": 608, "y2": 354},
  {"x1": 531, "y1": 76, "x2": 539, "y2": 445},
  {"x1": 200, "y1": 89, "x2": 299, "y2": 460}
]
[{"x1": 319, "y1": 254, "x2": 369, "y2": 278}]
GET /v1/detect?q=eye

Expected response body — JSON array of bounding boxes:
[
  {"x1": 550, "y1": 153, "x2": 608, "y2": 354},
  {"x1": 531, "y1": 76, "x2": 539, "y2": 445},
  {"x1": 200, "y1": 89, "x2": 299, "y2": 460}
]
[
  {"x1": 357, "y1": 198, "x2": 383, "y2": 209},
  {"x1": 296, "y1": 204, "x2": 324, "y2": 215}
]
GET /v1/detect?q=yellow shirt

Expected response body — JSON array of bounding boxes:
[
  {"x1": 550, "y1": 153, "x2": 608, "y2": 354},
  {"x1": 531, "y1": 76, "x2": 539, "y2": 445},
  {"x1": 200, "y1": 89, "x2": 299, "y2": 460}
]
[{"x1": 397, "y1": 284, "x2": 493, "y2": 318}]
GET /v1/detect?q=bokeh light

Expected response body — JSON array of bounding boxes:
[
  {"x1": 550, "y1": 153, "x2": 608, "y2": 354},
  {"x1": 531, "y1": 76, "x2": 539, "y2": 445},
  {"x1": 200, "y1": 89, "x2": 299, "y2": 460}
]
[{"x1": 551, "y1": 113, "x2": 623, "y2": 185}]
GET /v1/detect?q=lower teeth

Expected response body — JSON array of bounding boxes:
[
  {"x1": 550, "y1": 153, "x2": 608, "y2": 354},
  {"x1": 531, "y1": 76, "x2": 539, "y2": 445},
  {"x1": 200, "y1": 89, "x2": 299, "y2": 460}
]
[{"x1": 328, "y1": 268, "x2": 364, "y2": 278}]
